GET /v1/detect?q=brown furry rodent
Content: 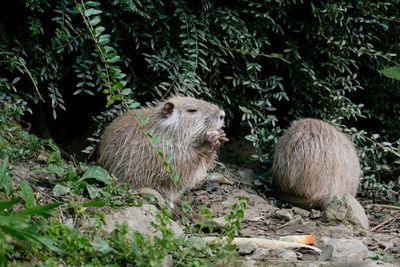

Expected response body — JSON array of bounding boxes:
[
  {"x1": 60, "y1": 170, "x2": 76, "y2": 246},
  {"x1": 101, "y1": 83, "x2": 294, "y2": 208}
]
[
  {"x1": 272, "y1": 118, "x2": 361, "y2": 209},
  {"x1": 98, "y1": 96, "x2": 227, "y2": 202}
]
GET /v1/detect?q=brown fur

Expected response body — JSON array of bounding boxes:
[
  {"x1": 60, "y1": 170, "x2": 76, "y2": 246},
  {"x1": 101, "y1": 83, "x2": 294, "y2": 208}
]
[
  {"x1": 271, "y1": 118, "x2": 361, "y2": 209},
  {"x1": 98, "y1": 96, "x2": 226, "y2": 202}
]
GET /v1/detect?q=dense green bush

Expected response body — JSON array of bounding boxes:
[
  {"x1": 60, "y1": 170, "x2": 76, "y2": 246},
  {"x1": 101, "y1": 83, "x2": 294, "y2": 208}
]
[{"x1": 1, "y1": 0, "x2": 399, "y2": 201}]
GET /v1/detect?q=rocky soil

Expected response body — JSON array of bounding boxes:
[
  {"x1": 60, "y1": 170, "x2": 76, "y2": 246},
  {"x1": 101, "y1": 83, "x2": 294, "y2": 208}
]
[{"x1": 10, "y1": 155, "x2": 400, "y2": 266}]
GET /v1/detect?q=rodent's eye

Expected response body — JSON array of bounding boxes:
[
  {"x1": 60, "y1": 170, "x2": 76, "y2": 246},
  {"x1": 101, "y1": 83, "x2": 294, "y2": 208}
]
[{"x1": 187, "y1": 109, "x2": 198, "y2": 113}]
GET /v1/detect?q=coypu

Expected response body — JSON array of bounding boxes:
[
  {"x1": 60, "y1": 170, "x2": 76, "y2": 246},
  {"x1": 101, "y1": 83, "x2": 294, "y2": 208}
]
[
  {"x1": 98, "y1": 96, "x2": 227, "y2": 202},
  {"x1": 272, "y1": 118, "x2": 361, "y2": 209}
]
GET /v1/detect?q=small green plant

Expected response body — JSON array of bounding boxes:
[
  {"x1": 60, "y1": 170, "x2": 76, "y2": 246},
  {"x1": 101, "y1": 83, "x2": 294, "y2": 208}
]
[
  {"x1": 0, "y1": 155, "x2": 14, "y2": 196},
  {"x1": 48, "y1": 162, "x2": 141, "y2": 208},
  {"x1": 369, "y1": 248, "x2": 394, "y2": 262},
  {"x1": 0, "y1": 181, "x2": 63, "y2": 263},
  {"x1": 221, "y1": 196, "x2": 247, "y2": 243},
  {"x1": 49, "y1": 164, "x2": 112, "y2": 199}
]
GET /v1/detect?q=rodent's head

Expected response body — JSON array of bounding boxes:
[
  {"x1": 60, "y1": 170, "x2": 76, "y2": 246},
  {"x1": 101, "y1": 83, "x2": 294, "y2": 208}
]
[{"x1": 153, "y1": 96, "x2": 225, "y2": 142}]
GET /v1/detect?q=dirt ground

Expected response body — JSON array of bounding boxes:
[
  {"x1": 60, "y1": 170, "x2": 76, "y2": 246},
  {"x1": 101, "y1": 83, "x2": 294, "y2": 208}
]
[
  {"x1": 10, "y1": 154, "x2": 400, "y2": 265},
  {"x1": 187, "y1": 171, "x2": 400, "y2": 264}
]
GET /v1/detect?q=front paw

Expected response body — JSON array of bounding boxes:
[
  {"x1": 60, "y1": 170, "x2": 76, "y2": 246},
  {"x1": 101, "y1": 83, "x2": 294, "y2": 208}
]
[
  {"x1": 206, "y1": 129, "x2": 228, "y2": 150},
  {"x1": 217, "y1": 129, "x2": 229, "y2": 145}
]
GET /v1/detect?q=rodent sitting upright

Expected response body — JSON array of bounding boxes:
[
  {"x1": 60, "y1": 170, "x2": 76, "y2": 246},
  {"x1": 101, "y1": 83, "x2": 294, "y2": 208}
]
[
  {"x1": 272, "y1": 118, "x2": 361, "y2": 209},
  {"x1": 98, "y1": 96, "x2": 227, "y2": 202}
]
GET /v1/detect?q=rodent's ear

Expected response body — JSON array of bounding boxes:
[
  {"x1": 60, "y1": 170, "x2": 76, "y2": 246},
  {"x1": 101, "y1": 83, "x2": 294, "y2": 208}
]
[{"x1": 162, "y1": 102, "x2": 174, "y2": 117}]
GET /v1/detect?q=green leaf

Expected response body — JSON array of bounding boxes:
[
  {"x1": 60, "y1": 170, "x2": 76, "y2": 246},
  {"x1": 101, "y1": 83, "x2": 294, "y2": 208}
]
[
  {"x1": 269, "y1": 53, "x2": 283, "y2": 59},
  {"x1": 106, "y1": 53, "x2": 120, "y2": 63},
  {"x1": 92, "y1": 235, "x2": 113, "y2": 254},
  {"x1": 379, "y1": 66, "x2": 400, "y2": 81},
  {"x1": 168, "y1": 165, "x2": 174, "y2": 174},
  {"x1": 89, "y1": 17, "x2": 101, "y2": 26},
  {"x1": 146, "y1": 130, "x2": 153, "y2": 138},
  {"x1": 79, "y1": 166, "x2": 112, "y2": 185},
  {"x1": 111, "y1": 95, "x2": 122, "y2": 102},
  {"x1": 95, "y1": 26, "x2": 105, "y2": 37},
  {"x1": 84, "y1": 8, "x2": 102, "y2": 17},
  {"x1": 12, "y1": 77, "x2": 21, "y2": 84},
  {"x1": 134, "y1": 111, "x2": 143, "y2": 119},
  {"x1": 20, "y1": 180, "x2": 35, "y2": 209},
  {"x1": 121, "y1": 88, "x2": 131, "y2": 95},
  {"x1": 130, "y1": 102, "x2": 140, "y2": 109},
  {"x1": 19, "y1": 131, "x2": 30, "y2": 141},
  {"x1": 81, "y1": 200, "x2": 106, "y2": 207},
  {"x1": 0, "y1": 199, "x2": 20, "y2": 212},
  {"x1": 164, "y1": 154, "x2": 174, "y2": 165},
  {"x1": 52, "y1": 184, "x2": 71, "y2": 197},
  {"x1": 0, "y1": 154, "x2": 13, "y2": 195},
  {"x1": 0, "y1": 214, "x2": 30, "y2": 228},
  {"x1": 173, "y1": 173, "x2": 180, "y2": 183},
  {"x1": 86, "y1": 184, "x2": 99, "y2": 199},
  {"x1": 152, "y1": 135, "x2": 161, "y2": 145},
  {"x1": 140, "y1": 116, "x2": 149, "y2": 127},
  {"x1": 17, "y1": 202, "x2": 63, "y2": 216},
  {"x1": 47, "y1": 164, "x2": 65, "y2": 177},
  {"x1": 107, "y1": 55, "x2": 120, "y2": 63},
  {"x1": 86, "y1": 1, "x2": 101, "y2": 7},
  {"x1": 98, "y1": 34, "x2": 110, "y2": 45}
]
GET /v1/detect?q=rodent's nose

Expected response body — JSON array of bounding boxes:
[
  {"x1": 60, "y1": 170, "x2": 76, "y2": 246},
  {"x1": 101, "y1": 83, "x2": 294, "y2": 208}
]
[{"x1": 219, "y1": 110, "x2": 225, "y2": 121}]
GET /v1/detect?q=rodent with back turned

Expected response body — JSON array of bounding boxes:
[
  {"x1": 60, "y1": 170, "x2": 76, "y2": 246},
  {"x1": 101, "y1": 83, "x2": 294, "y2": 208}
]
[{"x1": 272, "y1": 118, "x2": 361, "y2": 209}]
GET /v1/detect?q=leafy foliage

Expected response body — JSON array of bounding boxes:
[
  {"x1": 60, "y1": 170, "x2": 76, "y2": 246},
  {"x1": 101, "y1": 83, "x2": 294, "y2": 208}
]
[
  {"x1": 0, "y1": 182, "x2": 62, "y2": 263},
  {"x1": 380, "y1": 66, "x2": 400, "y2": 81}
]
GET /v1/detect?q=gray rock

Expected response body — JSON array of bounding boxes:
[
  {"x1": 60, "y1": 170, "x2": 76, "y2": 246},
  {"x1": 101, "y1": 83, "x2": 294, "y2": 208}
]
[
  {"x1": 238, "y1": 241, "x2": 258, "y2": 255},
  {"x1": 274, "y1": 209, "x2": 294, "y2": 221},
  {"x1": 310, "y1": 209, "x2": 321, "y2": 219},
  {"x1": 137, "y1": 187, "x2": 166, "y2": 206},
  {"x1": 204, "y1": 182, "x2": 220, "y2": 193},
  {"x1": 318, "y1": 238, "x2": 368, "y2": 262},
  {"x1": 250, "y1": 248, "x2": 270, "y2": 260},
  {"x1": 327, "y1": 225, "x2": 354, "y2": 238},
  {"x1": 36, "y1": 151, "x2": 50, "y2": 163},
  {"x1": 320, "y1": 259, "x2": 397, "y2": 267},
  {"x1": 213, "y1": 216, "x2": 228, "y2": 227},
  {"x1": 236, "y1": 259, "x2": 396, "y2": 267},
  {"x1": 323, "y1": 193, "x2": 369, "y2": 230},
  {"x1": 101, "y1": 204, "x2": 184, "y2": 238},
  {"x1": 238, "y1": 168, "x2": 258, "y2": 184},
  {"x1": 161, "y1": 254, "x2": 173, "y2": 267},
  {"x1": 274, "y1": 248, "x2": 297, "y2": 260},
  {"x1": 292, "y1": 207, "x2": 311, "y2": 217},
  {"x1": 372, "y1": 233, "x2": 395, "y2": 250},
  {"x1": 207, "y1": 172, "x2": 233, "y2": 185},
  {"x1": 242, "y1": 259, "x2": 256, "y2": 267}
]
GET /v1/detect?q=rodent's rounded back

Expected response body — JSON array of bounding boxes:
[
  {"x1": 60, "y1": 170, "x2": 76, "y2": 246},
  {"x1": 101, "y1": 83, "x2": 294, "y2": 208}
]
[{"x1": 272, "y1": 118, "x2": 361, "y2": 209}]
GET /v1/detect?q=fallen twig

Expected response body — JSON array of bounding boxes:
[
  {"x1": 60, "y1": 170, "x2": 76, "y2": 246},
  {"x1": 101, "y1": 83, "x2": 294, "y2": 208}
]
[
  {"x1": 375, "y1": 229, "x2": 399, "y2": 233},
  {"x1": 276, "y1": 216, "x2": 302, "y2": 229},
  {"x1": 371, "y1": 217, "x2": 397, "y2": 232},
  {"x1": 371, "y1": 204, "x2": 400, "y2": 210},
  {"x1": 203, "y1": 236, "x2": 322, "y2": 253}
]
